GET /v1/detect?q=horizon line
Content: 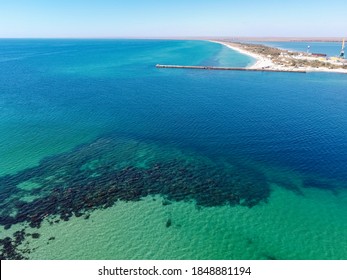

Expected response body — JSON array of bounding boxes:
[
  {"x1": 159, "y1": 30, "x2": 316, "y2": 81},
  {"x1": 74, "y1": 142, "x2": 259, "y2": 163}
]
[{"x1": 0, "y1": 36, "x2": 345, "y2": 42}]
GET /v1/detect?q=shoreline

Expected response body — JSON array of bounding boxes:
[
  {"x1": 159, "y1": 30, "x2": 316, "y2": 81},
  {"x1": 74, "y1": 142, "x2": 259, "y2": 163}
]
[
  {"x1": 209, "y1": 40, "x2": 273, "y2": 69},
  {"x1": 210, "y1": 40, "x2": 347, "y2": 74}
]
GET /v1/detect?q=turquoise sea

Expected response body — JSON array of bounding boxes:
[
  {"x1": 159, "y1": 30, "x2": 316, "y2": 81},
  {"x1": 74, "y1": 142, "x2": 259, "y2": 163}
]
[{"x1": 0, "y1": 39, "x2": 347, "y2": 260}]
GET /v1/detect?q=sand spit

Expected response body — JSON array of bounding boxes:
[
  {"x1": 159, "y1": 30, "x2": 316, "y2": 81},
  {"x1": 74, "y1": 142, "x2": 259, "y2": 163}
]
[{"x1": 210, "y1": 40, "x2": 347, "y2": 74}]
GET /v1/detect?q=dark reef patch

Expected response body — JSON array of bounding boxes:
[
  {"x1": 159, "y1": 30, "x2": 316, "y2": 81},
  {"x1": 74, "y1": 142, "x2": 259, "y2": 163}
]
[
  {"x1": 0, "y1": 230, "x2": 29, "y2": 260},
  {"x1": 263, "y1": 254, "x2": 278, "y2": 260},
  {"x1": 31, "y1": 233, "x2": 40, "y2": 239},
  {"x1": 165, "y1": 218, "x2": 172, "y2": 228},
  {"x1": 0, "y1": 136, "x2": 270, "y2": 259}
]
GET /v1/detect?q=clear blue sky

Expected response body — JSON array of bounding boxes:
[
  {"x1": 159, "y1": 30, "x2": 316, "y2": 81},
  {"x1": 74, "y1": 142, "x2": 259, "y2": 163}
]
[{"x1": 0, "y1": 0, "x2": 346, "y2": 38}]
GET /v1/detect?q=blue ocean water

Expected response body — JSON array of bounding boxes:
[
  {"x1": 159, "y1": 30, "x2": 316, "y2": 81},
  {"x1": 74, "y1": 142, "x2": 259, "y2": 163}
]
[
  {"x1": 0, "y1": 39, "x2": 253, "y2": 175},
  {"x1": 0, "y1": 39, "x2": 347, "y2": 259}
]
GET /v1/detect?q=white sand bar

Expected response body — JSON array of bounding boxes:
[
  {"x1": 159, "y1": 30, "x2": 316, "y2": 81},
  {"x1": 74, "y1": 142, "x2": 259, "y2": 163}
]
[{"x1": 210, "y1": 40, "x2": 347, "y2": 74}]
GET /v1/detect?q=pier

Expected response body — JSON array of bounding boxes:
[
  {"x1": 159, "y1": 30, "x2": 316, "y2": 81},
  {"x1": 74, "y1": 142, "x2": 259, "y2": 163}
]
[{"x1": 156, "y1": 64, "x2": 307, "y2": 73}]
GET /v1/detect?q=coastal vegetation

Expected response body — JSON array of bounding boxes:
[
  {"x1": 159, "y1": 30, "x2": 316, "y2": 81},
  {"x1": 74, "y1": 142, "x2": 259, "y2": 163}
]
[{"x1": 228, "y1": 42, "x2": 347, "y2": 70}]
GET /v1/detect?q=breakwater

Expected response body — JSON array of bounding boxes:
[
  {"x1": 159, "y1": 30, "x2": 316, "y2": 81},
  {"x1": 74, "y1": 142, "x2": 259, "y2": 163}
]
[{"x1": 156, "y1": 64, "x2": 306, "y2": 73}]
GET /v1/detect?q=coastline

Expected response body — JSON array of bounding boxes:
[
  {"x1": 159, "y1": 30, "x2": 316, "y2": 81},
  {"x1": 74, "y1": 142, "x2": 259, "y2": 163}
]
[
  {"x1": 209, "y1": 40, "x2": 273, "y2": 69},
  {"x1": 210, "y1": 40, "x2": 347, "y2": 74}
]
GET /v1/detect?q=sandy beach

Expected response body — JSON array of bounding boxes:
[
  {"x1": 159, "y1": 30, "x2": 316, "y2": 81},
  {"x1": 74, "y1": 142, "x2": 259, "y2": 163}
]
[
  {"x1": 210, "y1": 40, "x2": 274, "y2": 69},
  {"x1": 210, "y1": 40, "x2": 347, "y2": 74}
]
